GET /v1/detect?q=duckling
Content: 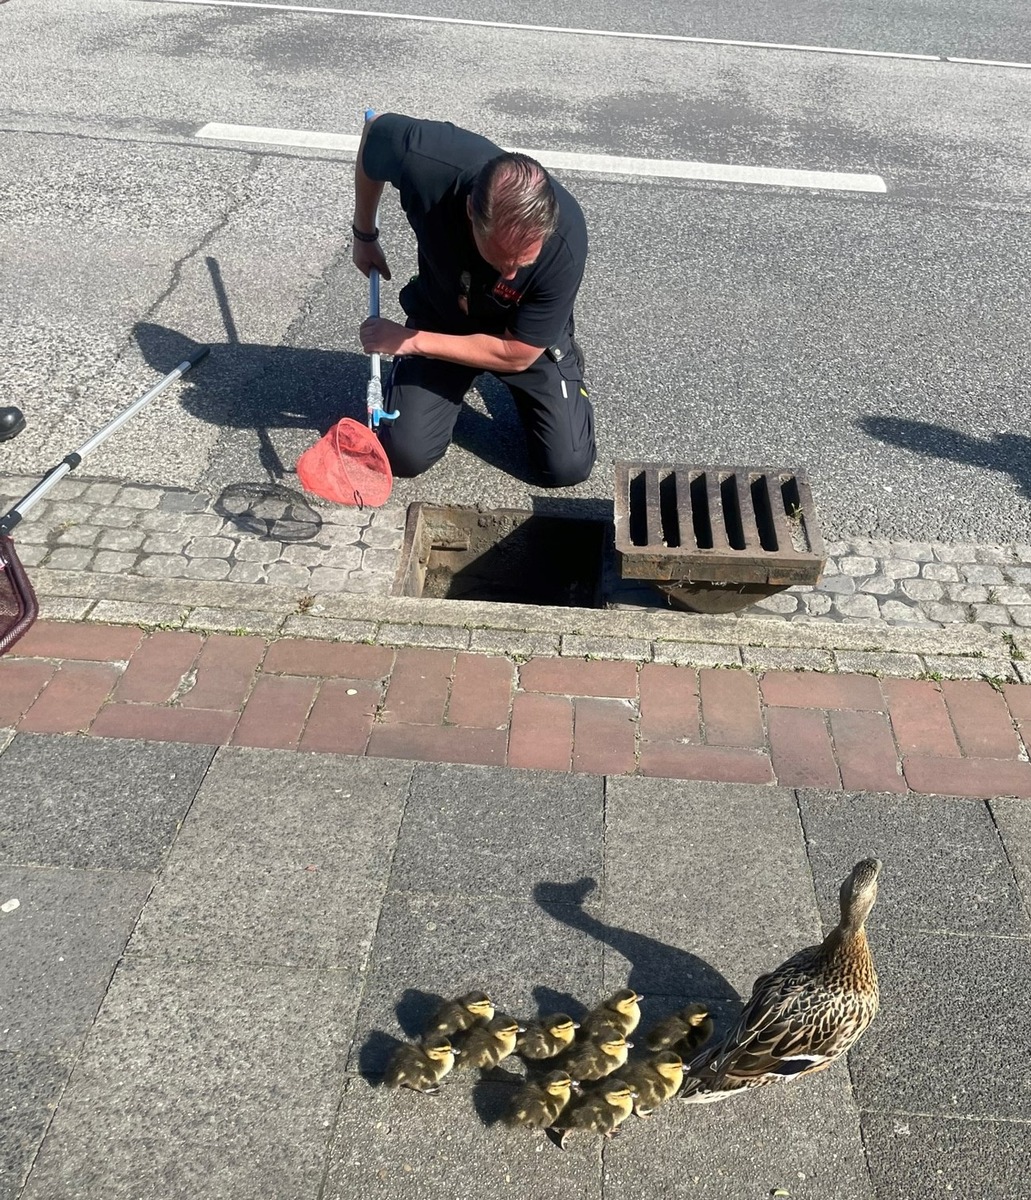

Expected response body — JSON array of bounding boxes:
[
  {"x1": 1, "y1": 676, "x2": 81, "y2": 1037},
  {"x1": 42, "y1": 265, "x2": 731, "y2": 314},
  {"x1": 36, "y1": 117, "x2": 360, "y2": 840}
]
[
  {"x1": 515, "y1": 1013, "x2": 580, "y2": 1060},
  {"x1": 551, "y1": 1077, "x2": 637, "y2": 1149},
  {"x1": 580, "y1": 988, "x2": 642, "y2": 1039},
  {"x1": 383, "y1": 1034, "x2": 457, "y2": 1094},
  {"x1": 619, "y1": 1051, "x2": 684, "y2": 1117},
  {"x1": 504, "y1": 1070, "x2": 577, "y2": 1130},
  {"x1": 680, "y1": 859, "x2": 882, "y2": 1103},
  {"x1": 560, "y1": 1025, "x2": 632, "y2": 1081},
  {"x1": 425, "y1": 990, "x2": 494, "y2": 1038},
  {"x1": 645, "y1": 1003, "x2": 714, "y2": 1057},
  {"x1": 454, "y1": 1013, "x2": 522, "y2": 1069}
]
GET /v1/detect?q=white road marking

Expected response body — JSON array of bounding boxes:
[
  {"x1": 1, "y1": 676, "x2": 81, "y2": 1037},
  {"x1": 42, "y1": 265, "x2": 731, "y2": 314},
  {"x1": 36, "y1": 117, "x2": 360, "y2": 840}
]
[
  {"x1": 152, "y1": 0, "x2": 941, "y2": 62},
  {"x1": 946, "y1": 56, "x2": 1031, "y2": 70},
  {"x1": 195, "y1": 123, "x2": 888, "y2": 193}
]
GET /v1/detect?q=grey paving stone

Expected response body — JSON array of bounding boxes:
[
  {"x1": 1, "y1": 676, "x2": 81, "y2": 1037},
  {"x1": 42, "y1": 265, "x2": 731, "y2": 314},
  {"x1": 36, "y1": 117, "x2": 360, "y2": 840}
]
[
  {"x1": 602, "y1": 780, "x2": 816, "y2": 1000},
  {"x1": 0, "y1": 865, "x2": 152, "y2": 1052},
  {"x1": 649, "y1": 642, "x2": 742, "y2": 668},
  {"x1": 0, "y1": 734, "x2": 213, "y2": 870},
  {"x1": 42, "y1": 547, "x2": 93, "y2": 571},
  {"x1": 832, "y1": 651, "x2": 925, "y2": 677},
  {"x1": 860, "y1": 1110, "x2": 1028, "y2": 1199},
  {"x1": 350, "y1": 890, "x2": 603, "y2": 1074},
  {"x1": 799, "y1": 791, "x2": 1029, "y2": 936},
  {"x1": 322, "y1": 1076, "x2": 600, "y2": 1200},
  {"x1": 377, "y1": 622, "x2": 471, "y2": 649},
  {"x1": 989, "y1": 799, "x2": 1031, "y2": 921},
  {"x1": 391, "y1": 764, "x2": 603, "y2": 900},
  {"x1": 849, "y1": 929, "x2": 1031, "y2": 1120},
  {"x1": 921, "y1": 655, "x2": 1018, "y2": 681},
  {"x1": 0, "y1": 1049, "x2": 71, "y2": 1200},
  {"x1": 741, "y1": 647, "x2": 835, "y2": 671},
  {"x1": 20, "y1": 958, "x2": 353, "y2": 1200},
  {"x1": 128, "y1": 751, "x2": 413, "y2": 969},
  {"x1": 604, "y1": 1069, "x2": 872, "y2": 1200}
]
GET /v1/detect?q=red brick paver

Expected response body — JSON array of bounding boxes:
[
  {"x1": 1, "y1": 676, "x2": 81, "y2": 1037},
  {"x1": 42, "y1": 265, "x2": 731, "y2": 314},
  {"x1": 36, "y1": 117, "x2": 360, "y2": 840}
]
[
  {"x1": 519, "y1": 657, "x2": 638, "y2": 698},
  {"x1": 699, "y1": 669, "x2": 764, "y2": 747},
  {"x1": 940, "y1": 680, "x2": 1022, "y2": 759},
  {"x1": 113, "y1": 631, "x2": 204, "y2": 704},
  {"x1": 379, "y1": 648, "x2": 455, "y2": 725},
  {"x1": 447, "y1": 654, "x2": 515, "y2": 729},
  {"x1": 19, "y1": 661, "x2": 121, "y2": 734},
  {"x1": 882, "y1": 678, "x2": 961, "y2": 757},
  {"x1": 572, "y1": 697, "x2": 637, "y2": 775},
  {"x1": 5, "y1": 621, "x2": 1031, "y2": 799},
  {"x1": 760, "y1": 670, "x2": 884, "y2": 711},
  {"x1": 638, "y1": 663, "x2": 699, "y2": 743},
  {"x1": 508, "y1": 693, "x2": 573, "y2": 771},
  {"x1": 766, "y1": 707, "x2": 840, "y2": 789},
  {"x1": 231, "y1": 675, "x2": 318, "y2": 750}
]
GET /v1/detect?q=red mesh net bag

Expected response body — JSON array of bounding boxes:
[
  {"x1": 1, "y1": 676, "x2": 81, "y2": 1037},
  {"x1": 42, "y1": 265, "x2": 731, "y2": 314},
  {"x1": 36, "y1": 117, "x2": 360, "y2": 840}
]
[
  {"x1": 0, "y1": 534, "x2": 39, "y2": 656},
  {"x1": 295, "y1": 418, "x2": 393, "y2": 508}
]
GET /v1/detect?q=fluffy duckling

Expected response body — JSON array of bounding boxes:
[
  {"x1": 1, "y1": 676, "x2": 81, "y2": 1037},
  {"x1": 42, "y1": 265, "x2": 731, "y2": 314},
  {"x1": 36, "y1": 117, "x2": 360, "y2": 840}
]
[
  {"x1": 551, "y1": 1077, "x2": 637, "y2": 1149},
  {"x1": 580, "y1": 989, "x2": 642, "y2": 1039},
  {"x1": 454, "y1": 1013, "x2": 522, "y2": 1069},
  {"x1": 425, "y1": 991, "x2": 494, "y2": 1038},
  {"x1": 619, "y1": 1051, "x2": 684, "y2": 1117},
  {"x1": 504, "y1": 1070, "x2": 578, "y2": 1130},
  {"x1": 645, "y1": 1003, "x2": 714, "y2": 1057},
  {"x1": 560, "y1": 1025, "x2": 632, "y2": 1081},
  {"x1": 383, "y1": 1035, "x2": 457, "y2": 1094},
  {"x1": 515, "y1": 1013, "x2": 580, "y2": 1060},
  {"x1": 680, "y1": 859, "x2": 882, "y2": 1103}
]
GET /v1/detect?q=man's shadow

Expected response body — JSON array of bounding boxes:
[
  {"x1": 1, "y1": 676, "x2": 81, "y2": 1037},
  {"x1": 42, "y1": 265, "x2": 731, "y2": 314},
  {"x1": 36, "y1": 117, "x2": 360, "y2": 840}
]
[{"x1": 860, "y1": 414, "x2": 1031, "y2": 503}]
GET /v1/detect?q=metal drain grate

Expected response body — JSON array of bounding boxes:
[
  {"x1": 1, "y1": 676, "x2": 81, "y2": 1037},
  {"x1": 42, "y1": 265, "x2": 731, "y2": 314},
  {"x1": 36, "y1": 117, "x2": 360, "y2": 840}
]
[{"x1": 614, "y1": 463, "x2": 826, "y2": 593}]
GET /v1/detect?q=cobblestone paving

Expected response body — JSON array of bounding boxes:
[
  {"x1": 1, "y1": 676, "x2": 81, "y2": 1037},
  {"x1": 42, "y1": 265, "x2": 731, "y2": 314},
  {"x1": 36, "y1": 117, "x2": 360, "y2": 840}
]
[{"x1": 4, "y1": 474, "x2": 1031, "y2": 634}]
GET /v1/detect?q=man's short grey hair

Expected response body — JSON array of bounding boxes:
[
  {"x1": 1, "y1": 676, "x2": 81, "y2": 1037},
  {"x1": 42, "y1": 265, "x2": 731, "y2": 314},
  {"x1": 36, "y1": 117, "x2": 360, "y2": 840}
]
[{"x1": 470, "y1": 153, "x2": 559, "y2": 247}]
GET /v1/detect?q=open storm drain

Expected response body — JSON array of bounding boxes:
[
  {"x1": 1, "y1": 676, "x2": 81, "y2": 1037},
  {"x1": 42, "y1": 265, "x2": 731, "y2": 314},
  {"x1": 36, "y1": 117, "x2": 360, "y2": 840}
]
[{"x1": 394, "y1": 504, "x2": 606, "y2": 608}]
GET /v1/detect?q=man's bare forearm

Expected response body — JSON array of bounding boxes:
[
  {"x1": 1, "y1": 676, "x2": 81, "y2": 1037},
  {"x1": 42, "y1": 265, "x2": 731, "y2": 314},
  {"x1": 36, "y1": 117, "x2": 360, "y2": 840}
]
[{"x1": 407, "y1": 328, "x2": 542, "y2": 373}]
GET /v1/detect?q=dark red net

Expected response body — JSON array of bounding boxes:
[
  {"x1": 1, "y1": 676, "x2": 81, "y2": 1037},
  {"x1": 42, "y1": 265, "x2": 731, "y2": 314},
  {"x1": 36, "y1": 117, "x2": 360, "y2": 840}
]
[{"x1": 0, "y1": 535, "x2": 39, "y2": 656}]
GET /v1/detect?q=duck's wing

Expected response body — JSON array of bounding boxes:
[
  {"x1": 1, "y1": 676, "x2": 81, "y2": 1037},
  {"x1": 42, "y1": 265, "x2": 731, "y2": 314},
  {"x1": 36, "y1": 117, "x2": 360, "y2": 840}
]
[{"x1": 688, "y1": 958, "x2": 875, "y2": 1086}]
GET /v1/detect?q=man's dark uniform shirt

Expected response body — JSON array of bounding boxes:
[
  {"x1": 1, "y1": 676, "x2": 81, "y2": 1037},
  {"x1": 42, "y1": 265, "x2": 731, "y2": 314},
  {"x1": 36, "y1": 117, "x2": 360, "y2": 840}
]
[{"x1": 362, "y1": 113, "x2": 588, "y2": 349}]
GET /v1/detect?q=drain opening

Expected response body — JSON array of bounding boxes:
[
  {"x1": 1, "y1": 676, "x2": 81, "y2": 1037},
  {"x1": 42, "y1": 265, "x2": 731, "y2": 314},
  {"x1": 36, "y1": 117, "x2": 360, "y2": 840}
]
[
  {"x1": 750, "y1": 475, "x2": 779, "y2": 551},
  {"x1": 395, "y1": 505, "x2": 606, "y2": 608}
]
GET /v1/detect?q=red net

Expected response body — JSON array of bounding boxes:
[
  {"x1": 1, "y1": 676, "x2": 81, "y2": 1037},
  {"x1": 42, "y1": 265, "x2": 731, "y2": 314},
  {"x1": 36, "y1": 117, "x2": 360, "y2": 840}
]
[
  {"x1": 0, "y1": 534, "x2": 39, "y2": 656},
  {"x1": 295, "y1": 418, "x2": 393, "y2": 508}
]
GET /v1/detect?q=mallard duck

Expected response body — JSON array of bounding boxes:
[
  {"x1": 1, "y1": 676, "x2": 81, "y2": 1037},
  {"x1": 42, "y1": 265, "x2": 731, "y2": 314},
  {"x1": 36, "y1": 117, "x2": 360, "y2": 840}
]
[
  {"x1": 680, "y1": 858, "x2": 882, "y2": 1102},
  {"x1": 560, "y1": 1025, "x2": 631, "y2": 1081},
  {"x1": 619, "y1": 1051, "x2": 684, "y2": 1117},
  {"x1": 551, "y1": 1077, "x2": 637, "y2": 1149},
  {"x1": 515, "y1": 1013, "x2": 579, "y2": 1060},
  {"x1": 454, "y1": 1013, "x2": 522, "y2": 1069},
  {"x1": 425, "y1": 991, "x2": 494, "y2": 1038},
  {"x1": 580, "y1": 989, "x2": 642, "y2": 1039},
  {"x1": 504, "y1": 1070, "x2": 578, "y2": 1130},
  {"x1": 645, "y1": 1003, "x2": 714, "y2": 1056},
  {"x1": 383, "y1": 1035, "x2": 458, "y2": 1094}
]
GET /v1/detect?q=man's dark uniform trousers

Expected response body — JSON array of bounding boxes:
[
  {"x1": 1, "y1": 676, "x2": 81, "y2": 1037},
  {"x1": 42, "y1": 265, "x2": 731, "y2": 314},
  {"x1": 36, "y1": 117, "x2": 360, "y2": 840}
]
[{"x1": 362, "y1": 114, "x2": 596, "y2": 487}]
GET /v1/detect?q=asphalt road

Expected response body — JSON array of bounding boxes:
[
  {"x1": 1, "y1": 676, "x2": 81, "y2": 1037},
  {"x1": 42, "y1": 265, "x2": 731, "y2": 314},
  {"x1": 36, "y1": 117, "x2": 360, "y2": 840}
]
[{"x1": 2, "y1": 0, "x2": 1030, "y2": 542}]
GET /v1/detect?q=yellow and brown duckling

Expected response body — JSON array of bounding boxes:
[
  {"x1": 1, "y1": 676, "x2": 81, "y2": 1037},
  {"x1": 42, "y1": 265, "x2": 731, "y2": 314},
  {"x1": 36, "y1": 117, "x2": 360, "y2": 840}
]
[
  {"x1": 645, "y1": 1003, "x2": 714, "y2": 1057},
  {"x1": 560, "y1": 1024, "x2": 632, "y2": 1081},
  {"x1": 680, "y1": 859, "x2": 882, "y2": 1103},
  {"x1": 425, "y1": 991, "x2": 494, "y2": 1038},
  {"x1": 504, "y1": 1069, "x2": 578, "y2": 1130},
  {"x1": 454, "y1": 1013, "x2": 523, "y2": 1069},
  {"x1": 515, "y1": 1013, "x2": 580, "y2": 1060},
  {"x1": 551, "y1": 1076, "x2": 637, "y2": 1149},
  {"x1": 383, "y1": 1034, "x2": 458, "y2": 1094},
  {"x1": 619, "y1": 1051, "x2": 684, "y2": 1117},
  {"x1": 580, "y1": 988, "x2": 642, "y2": 1039}
]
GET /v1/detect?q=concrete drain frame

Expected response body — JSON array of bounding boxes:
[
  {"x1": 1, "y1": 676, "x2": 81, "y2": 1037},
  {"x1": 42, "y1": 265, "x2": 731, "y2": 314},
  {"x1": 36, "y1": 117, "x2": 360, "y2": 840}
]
[
  {"x1": 393, "y1": 504, "x2": 607, "y2": 609},
  {"x1": 614, "y1": 462, "x2": 827, "y2": 613}
]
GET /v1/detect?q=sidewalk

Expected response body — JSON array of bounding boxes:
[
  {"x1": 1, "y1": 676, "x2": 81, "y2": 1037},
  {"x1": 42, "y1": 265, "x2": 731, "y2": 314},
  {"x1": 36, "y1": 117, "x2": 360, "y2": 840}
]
[{"x1": 3, "y1": 619, "x2": 1031, "y2": 797}]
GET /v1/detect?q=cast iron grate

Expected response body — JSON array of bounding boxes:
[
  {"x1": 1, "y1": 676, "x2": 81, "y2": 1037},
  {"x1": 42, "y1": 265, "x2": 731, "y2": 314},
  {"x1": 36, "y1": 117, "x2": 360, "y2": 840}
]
[{"x1": 614, "y1": 463, "x2": 826, "y2": 586}]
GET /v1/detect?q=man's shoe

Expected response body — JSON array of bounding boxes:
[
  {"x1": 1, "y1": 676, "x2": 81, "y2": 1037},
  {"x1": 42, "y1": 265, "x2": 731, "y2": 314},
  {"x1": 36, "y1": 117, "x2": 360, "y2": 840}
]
[{"x1": 0, "y1": 407, "x2": 25, "y2": 442}]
